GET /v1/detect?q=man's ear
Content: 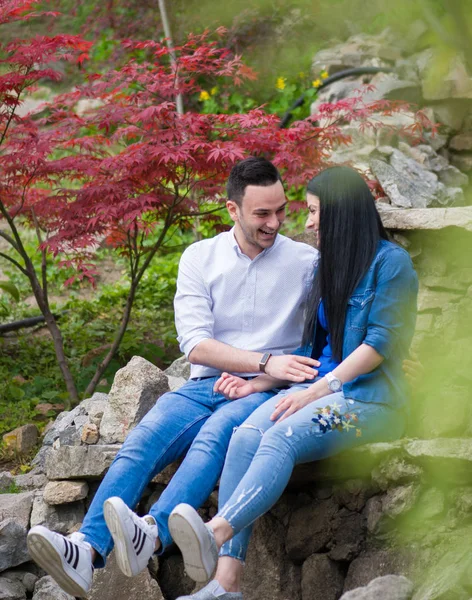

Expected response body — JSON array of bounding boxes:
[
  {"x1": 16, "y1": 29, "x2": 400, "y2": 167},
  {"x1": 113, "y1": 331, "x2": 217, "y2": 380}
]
[{"x1": 226, "y1": 200, "x2": 239, "y2": 222}]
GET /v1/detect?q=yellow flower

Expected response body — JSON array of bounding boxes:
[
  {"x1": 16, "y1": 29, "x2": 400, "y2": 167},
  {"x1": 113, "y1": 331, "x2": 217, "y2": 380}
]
[
  {"x1": 356, "y1": 428, "x2": 362, "y2": 438},
  {"x1": 321, "y1": 70, "x2": 329, "y2": 79},
  {"x1": 312, "y1": 79, "x2": 322, "y2": 88},
  {"x1": 210, "y1": 86, "x2": 218, "y2": 96},
  {"x1": 298, "y1": 71, "x2": 306, "y2": 79},
  {"x1": 199, "y1": 90, "x2": 210, "y2": 101},
  {"x1": 276, "y1": 77, "x2": 286, "y2": 90}
]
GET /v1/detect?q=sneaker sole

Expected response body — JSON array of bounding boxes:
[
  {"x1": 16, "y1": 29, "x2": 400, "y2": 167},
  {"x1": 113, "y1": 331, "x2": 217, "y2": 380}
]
[
  {"x1": 103, "y1": 498, "x2": 139, "y2": 578},
  {"x1": 27, "y1": 529, "x2": 89, "y2": 598},
  {"x1": 168, "y1": 506, "x2": 215, "y2": 583}
]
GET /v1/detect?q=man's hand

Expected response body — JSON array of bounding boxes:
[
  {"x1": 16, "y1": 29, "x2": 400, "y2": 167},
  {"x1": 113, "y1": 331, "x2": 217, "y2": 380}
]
[
  {"x1": 214, "y1": 373, "x2": 257, "y2": 400},
  {"x1": 402, "y1": 350, "x2": 424, "y2": 387},
  {"x1": 270, "y1": 388, "x2": 315, "y2": 423},
  {"x1": 265, "y1": 355, "x2": 320, "y2": 382}
]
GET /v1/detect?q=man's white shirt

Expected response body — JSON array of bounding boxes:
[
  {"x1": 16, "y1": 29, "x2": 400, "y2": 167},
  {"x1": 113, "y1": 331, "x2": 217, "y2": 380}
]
[{"x1": 175, "y1": 228, "x2": 318, "y2": 379}]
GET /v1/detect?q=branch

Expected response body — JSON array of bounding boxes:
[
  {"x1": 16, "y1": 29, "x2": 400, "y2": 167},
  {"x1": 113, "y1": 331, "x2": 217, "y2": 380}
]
[
  {"x1": 0, "y1": 68, "x2": 31, "y2": 147},
  {"x1": 0, "y1": 229, "x2": 20, "y2": 252},
  {"x1": 157, "y1": 0, "x2": 184, "y2": 115},
  {"x1": 31, "y1": 208, "x2": 49, "y2": 308},
  {"x1": 0, "y1": 202, "x2": 30, "y2": 265},
  {"x1": 0, "y1": 251, "x2": 29, "y2": 276}
]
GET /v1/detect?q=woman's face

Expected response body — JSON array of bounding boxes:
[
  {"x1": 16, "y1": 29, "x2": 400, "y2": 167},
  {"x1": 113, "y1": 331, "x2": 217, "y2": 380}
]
[{"x1": 305, "y1": 193, "x2": 320, "y2": 248}]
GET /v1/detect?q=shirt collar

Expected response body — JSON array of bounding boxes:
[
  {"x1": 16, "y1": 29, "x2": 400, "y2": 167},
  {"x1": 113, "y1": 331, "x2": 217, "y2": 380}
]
[{"x1": 228, "y1": 227, "x2": 281, "y2": 259}]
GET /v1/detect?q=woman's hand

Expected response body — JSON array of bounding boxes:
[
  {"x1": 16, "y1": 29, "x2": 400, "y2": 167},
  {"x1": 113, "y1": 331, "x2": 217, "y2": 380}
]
[
  {"x1": 270, "y1": 387, "x2": 318, "y2": 423},
  {"x1": 214, "y1": 373, "x2": 257, "y2": 400},
  {"x1": 402, "y1": 350, "x2": 424, "y2": 388}
]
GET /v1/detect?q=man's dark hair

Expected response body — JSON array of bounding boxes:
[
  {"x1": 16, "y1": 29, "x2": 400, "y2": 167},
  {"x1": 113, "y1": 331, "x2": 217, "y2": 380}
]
[{"x1": 227, "y1": 157, "x2": 283, "y2": 206}]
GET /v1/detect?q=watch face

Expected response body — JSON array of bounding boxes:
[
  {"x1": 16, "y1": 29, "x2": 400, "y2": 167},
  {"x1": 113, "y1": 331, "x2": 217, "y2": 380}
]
[{"x1": 329, "y1": 378, "x2": 342, "y2": 392}]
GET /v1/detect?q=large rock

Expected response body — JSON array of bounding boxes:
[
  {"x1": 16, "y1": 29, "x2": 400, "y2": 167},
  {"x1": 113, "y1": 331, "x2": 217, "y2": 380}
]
[
  {"x1": 371, "y1": 457, "x2": 422, "y2": 491},
  {"x1": 377, "y1": 205, "x2": 472, "y2": 233},
  {"x1": 412, "y1": 530, "x2": 472, "y2": 600},
  {"x1": 449, "y1": 132, "x2": 472, "y2": 152},
  {"x1": 286, "y1": 499, "x2": 338, "y2": 561},
  {"x1": 13, "y1": 472, "x2": 47, "y2": 492},
  {"x1": 2, "y1": 425, "x2": 38, "y2": 456},
  {"x1": 31, "y1": 576, "x2": 74, "y2": 600},
  {"x1": 341, "y1": 575, "x2": 413, "y2": 600},
  {"x1": 89, "y1": 552, "x2": 164, "y2": 600},
  {"x1": 0, "y1": 571, "x2": 37, "y2": 595},
  {"x1": 0, "y1": 574, "x2": 26, "y2": 600},
  {"x1": 381, "y1": 484, "x2": 419, "y2": 519},
  {"x1": 42, "y1": 405, "x2": 87, "y2": 446},
  {"x1": 301, "y1": 554, "x2": 344, "y2": 600},
  {"x1": 418, "y1": 49, "x2": 472, "y2": 101},
  {"x1": 43, "y1": 481, "x2": 89, "y2": 505},
  {"x1": 344, "y1": 550, "x2": 412, "y2": 591},
  {"x1": 80, "y1": 393, "x2": 109, "y2": 427},
  {"x1": 164, "y1": 356, "x2": 190, "y2": 392},
  {"x1": 404, "y1": 439, "x2": 472, "y2": 479},
  {"x1": 0, "y1": 473, "x2": 14, "y2": 493},
  {"x1": 0, "y1": 492, "x2": 33, "y2": 570},
  {"x1": 417, "y1": 288, "x2": 462, "y2": 312},
  {"x1": 156, "y1": 554, "x2": 195, "y2": 599},
  {"x1": 0, "y1": 492, "x2": 34, "y2": 528},
  {"x1": 30, "y1": 494, "x2": 84, "y2": 535},
  {"x1": 100, "y1": 356, "x2": 169, "y2": 444},
  {"x1": 371, "y1": 150, "x2": 448, "y2": 209},
  {"x1": 0, "y1": 521, "x2": 29, "y2": 573},
  {"x1": 450, "y1": 153, "x2": 472, "y2": 173},
  {"x1": 243, "y1": 512, "x2": 300, "y2": 600},
  {"x1": 327, "y1": 508, "x2": 365, "y2": 561},
  {"x1": 46, "y1": 444, "x2": 121, "y2": 480},
  {"x1": 164, "y1": 355, "x2": 191, "y2": 380}
]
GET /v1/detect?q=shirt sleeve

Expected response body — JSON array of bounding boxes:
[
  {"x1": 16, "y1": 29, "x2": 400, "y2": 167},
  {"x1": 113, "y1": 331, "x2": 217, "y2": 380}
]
[
  {"x1": 174, "y1": 244, "x2": 215, "y2": 358},
  {"x1": 363, "y1": 248, "x2": 418, "y2": 360}
]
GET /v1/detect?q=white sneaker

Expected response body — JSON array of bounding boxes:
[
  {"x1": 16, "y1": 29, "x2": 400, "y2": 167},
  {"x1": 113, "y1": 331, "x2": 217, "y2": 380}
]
[
  {"x1": 103, "y1": 496, "x2": 158, "y2": 577},
  {"x1": 169, "y1": 503, "x2": 218, "y2": 583},
  {"x1": 27, "y1": 526, "x2": 94, "y2": 597}
]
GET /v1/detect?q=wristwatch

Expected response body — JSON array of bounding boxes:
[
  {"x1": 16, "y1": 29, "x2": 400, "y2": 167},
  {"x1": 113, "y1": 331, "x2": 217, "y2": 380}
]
[
  {"x1": 325, "y1": 372, "x2": 342, "y2": 393},
  {"x1": 259, "y1": 352, "x2": 272, "y2": 373}
]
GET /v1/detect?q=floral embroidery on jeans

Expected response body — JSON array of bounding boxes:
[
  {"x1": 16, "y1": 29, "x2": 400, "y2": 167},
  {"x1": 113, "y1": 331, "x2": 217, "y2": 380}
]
[{"x1": 312, "y1": 402, "x2": 362, "y2": 437}]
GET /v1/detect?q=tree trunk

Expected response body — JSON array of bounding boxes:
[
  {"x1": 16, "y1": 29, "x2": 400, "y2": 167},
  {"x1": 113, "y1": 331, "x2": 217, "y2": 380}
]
[
  {"x1": 82, "y1": 280, "x2": 138, "y2": 398},
  {"x1": 26, "y1": 263, "x2": 79, "y2": 405}
]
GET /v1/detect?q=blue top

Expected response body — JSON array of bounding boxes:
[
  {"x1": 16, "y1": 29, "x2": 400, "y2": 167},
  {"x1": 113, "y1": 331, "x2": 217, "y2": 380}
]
[
  {"x1": 317, "y1": 300, "x2": 341, "y2": 378},
  {"x1": 294, "y1": 239, "x2": 418, "y2": 409}
]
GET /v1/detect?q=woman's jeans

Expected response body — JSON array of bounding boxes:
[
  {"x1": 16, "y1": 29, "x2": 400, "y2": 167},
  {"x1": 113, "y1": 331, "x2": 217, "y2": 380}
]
[
  {"x1": 218, "y1": 384, "x2": 404, "y2": 562},
  {"x1": 79, "y1": 377, "x2": 273, "y2": 567}
]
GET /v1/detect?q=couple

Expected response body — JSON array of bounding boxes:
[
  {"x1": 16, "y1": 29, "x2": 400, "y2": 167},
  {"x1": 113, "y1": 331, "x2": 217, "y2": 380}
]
[{"x1": 27, "y1": 157, "x2": 418, "y2": 600}]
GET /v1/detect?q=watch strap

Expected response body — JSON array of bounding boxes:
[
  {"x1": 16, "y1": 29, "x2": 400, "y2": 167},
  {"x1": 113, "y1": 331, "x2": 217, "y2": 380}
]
[{"x1": 259, "y1": 352, "x2": 272, "y2": 373}]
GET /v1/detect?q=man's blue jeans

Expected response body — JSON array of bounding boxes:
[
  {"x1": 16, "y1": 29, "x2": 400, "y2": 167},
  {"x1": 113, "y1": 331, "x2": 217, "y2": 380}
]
[
  {"x1": 217, "y1": 384, "x2": 405, "y2": 562},
  {"x1": 79, "y1": 377, "x2": 273, "y2": 566}
]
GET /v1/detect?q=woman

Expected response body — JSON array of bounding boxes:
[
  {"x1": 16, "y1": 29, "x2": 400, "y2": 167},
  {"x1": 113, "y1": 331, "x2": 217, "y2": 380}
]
[{"x1": 168, "y1": 166, "x2": 418, "y2": 600}]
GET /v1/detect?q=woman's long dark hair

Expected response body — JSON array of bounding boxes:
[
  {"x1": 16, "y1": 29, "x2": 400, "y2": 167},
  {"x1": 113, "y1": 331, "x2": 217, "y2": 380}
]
[{"x1": 302, "y1": 166, "x2": 389, "y2": 361}]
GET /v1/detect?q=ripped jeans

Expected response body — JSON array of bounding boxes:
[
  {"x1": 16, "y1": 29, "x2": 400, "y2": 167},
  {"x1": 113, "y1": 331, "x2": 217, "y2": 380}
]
[{"x1": 217, "y1": 384, "x2": 404, "y2": 562}]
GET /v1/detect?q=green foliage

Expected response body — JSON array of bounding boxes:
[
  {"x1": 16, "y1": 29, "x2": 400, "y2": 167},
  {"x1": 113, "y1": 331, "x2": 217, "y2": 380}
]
[
  {"x1": 0, "y1": 239, "x2": 185, "y2": 429},
  {"x1": 0, "y1": 481, "x2": 21, "y2": 494},
  {"x1": 198, "y1": 71, "x2": 324, "y2": 121}
]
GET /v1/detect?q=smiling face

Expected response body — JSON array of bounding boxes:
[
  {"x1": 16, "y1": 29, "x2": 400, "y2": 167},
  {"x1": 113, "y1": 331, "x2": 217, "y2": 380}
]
[
  {"x1": 305, "y1": 192, "x2": 320, "y2": 249},
  {"x1": 227, "y1": 180, "x2": 287, "y2": 259}
]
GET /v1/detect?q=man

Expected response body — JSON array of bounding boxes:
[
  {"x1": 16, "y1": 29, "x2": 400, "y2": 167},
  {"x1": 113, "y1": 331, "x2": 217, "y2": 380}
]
[{"x1": 27, "y1": 157, "x2": 319, "y2": 597}]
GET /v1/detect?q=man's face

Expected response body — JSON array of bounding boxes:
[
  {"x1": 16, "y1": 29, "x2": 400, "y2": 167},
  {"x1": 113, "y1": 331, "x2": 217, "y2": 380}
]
[{"x1": 227, "y1": 181, "x2": 287, "y2": 258}]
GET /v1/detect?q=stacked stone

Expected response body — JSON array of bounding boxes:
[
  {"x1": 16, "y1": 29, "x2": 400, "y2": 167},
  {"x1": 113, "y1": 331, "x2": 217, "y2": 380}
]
[
  {"x1": 3, "y1": 353, "x2": 472, "y2": 599},
  {"x1": 0, "y1": 356, "x2": 180, "y2": 600},
  {"x1": 309, "y1": 29, "x2": 472, "y2": 213}
]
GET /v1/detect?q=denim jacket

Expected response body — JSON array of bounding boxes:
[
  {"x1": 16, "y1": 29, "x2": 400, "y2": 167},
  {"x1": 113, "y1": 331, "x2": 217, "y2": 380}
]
[{"x1": 294, "y1": 239, "x2": 418, "y2": 408}]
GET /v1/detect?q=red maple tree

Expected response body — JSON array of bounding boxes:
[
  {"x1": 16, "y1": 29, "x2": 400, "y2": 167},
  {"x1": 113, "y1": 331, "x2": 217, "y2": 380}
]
[{"x1": 0, "y1": 1, "x2": 429, "y2": 402}]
